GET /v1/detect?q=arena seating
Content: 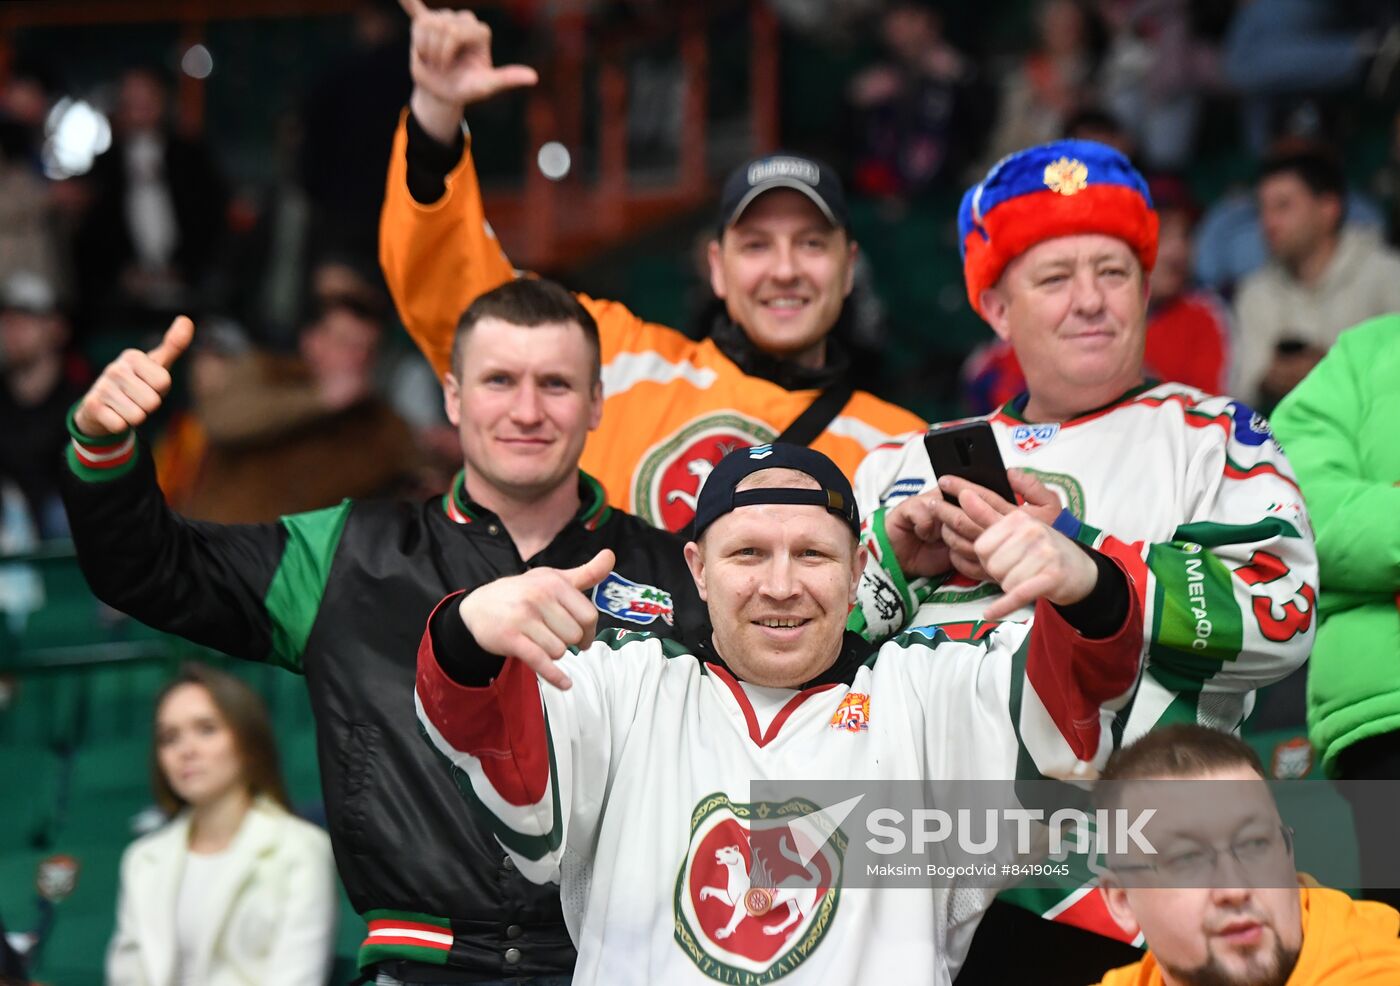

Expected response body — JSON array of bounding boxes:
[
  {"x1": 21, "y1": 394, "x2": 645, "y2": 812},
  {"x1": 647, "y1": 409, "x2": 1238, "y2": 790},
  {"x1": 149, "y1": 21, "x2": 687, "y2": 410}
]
[{"x1": 0, "y1": 547, "x2": 363, "y2": 981}]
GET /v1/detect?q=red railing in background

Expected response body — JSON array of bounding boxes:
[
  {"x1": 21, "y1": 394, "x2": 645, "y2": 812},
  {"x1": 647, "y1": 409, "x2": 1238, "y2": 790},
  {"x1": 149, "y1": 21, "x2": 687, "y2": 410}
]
[
  {"x1": 505, "y1": 0, "x2": 781, "y2": 269},
  {"x1": 0, "y1": 0, "x2": 781, "y2": 270}
]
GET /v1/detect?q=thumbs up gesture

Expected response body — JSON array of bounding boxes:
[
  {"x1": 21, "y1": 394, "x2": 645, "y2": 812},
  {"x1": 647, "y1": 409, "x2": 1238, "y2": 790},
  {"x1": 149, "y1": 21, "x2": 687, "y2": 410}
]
[
  {"x1": 73, "y1": 315, "x2": 194, "y2": 438},
  {"x1": 399, "y1": 0, "x2": 538, "y2": 143},
  {"x1": 458, "y1": 548, "x2": 616, "y2": 690}
]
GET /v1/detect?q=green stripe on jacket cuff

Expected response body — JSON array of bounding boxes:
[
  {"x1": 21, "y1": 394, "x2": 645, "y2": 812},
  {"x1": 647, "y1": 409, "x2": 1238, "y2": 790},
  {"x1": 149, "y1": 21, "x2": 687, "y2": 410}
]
[
  {"x1": 66, "y1": 402, "x2": 139, "y2": 482},
  {"x1": 66, "y1": 402, "x2": 130, "y2": 447},
  {"x1": 66, "y1": 440, "x2": 140, "y2": 482}
]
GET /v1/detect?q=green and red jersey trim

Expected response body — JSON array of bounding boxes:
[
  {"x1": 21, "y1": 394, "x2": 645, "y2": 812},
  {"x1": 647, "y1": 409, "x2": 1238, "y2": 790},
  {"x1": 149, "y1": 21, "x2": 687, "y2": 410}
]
[{"x1": 991, "y1": 381, "x2": 1159, "y2": 428}]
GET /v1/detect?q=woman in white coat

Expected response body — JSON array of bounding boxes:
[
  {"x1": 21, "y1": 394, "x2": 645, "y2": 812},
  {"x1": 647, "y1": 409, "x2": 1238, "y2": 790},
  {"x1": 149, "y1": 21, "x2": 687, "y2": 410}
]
[{"x1": 106, "y1": 663, "x2": 337, "y2": 986}]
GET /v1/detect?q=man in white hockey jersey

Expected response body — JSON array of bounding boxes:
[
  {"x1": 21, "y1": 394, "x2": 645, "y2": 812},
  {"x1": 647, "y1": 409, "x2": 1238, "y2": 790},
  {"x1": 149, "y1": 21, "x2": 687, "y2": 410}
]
[
  {"x1": 849, "y1": 140, "x2": 1319, "y2": 959},
  {"x1": 417, "y1": 443, "x2": 1144, "y2": 985}
]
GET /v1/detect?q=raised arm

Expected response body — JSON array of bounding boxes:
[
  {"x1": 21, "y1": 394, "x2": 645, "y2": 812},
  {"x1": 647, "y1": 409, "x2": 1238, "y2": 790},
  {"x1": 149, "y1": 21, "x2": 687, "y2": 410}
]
[
  {"x1": 899, "y1": 502, "x2": 1144, "y2": 778},
  {"x1": 380, "y1": 0, "x2": 537, "y2": 378},
  {"x1": 414, "y1": 550, "x2": 625, "y2": 883},
  {"x1": 61, "y1": 317, "x2": 347, "y2": 672}
]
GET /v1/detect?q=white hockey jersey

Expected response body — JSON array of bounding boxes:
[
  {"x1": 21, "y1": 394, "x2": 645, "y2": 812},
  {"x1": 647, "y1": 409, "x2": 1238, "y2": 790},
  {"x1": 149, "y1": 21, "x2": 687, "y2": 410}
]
[
  {"x1": 849, "y1": 381, "x2": 1319, "y2": 936},
  {"x1": 416, "y1": 598, "x2": 1142, "y2": 986}
]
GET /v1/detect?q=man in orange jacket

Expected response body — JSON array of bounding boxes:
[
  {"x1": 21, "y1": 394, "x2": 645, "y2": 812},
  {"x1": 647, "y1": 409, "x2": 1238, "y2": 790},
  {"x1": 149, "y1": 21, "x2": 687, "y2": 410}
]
[
  {"x1": 381, "y1": 1, "x2": 925, "y2": 532},
  {"x1": 1093, "y1": 724, "x2": 1400, "y2": 986}
]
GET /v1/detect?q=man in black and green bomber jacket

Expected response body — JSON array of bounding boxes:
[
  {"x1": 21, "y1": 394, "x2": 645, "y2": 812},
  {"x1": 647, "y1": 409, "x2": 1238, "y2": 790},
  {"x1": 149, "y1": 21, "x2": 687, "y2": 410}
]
[{"x1": 60, "y1": 280, "x2": 706, "y2": 983}]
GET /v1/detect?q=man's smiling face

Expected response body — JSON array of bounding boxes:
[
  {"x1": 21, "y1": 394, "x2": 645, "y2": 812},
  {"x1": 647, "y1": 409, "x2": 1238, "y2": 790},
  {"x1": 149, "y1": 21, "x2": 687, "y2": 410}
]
[
  {"x1": 708, "y1": 189, "x2": 856, "y2": 370},
  {"x1": 445, "y1": 315, "x2": 602, "y2": 503},
  {"x1": 684, "y1": 468, "x2": 864, "y2": 688}
]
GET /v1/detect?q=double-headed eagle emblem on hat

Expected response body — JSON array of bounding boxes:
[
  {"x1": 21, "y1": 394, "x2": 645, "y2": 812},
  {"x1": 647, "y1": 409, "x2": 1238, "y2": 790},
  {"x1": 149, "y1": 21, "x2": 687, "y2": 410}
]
[{"x1": 1043, "y1": 157, "x2": 1089, "y2": 195}]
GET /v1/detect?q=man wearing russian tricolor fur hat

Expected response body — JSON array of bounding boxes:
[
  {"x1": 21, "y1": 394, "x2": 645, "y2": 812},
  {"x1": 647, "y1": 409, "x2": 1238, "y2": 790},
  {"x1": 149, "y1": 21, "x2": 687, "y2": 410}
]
[{"x1": 849, "y1": 140, "x2": 1319, "y2": 974}]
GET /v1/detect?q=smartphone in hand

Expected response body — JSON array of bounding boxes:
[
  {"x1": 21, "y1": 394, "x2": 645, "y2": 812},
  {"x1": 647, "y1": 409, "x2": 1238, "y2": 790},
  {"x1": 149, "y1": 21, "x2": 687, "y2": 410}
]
[{"x1": 923, "y1": 421, "x2": 1016, "y2": 506}]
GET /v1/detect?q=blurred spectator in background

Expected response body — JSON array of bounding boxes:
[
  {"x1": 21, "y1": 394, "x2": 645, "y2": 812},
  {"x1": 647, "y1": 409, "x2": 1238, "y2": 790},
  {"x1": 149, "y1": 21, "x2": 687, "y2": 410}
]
[
  {"x1": 168, "y1": 298, "x2": 415, "y2": 524},
  {"x1": 845, "y1": 0, "x2": 992, "y2": 203},
  {"x1": 1062, "y1": 104, "x2": 1137, "y2": 161},
  {"x1": 1271, "y1": 314, "x2": 1400, "y2": 914},
  {"x1": 151, "y1": 315, "x2": 249, "y2": 512},
  {"x1": 73, "y1": 67, "x2": 228, "y2": 328},
  {"x1": 106, "y1": 662, "x2": 336, "y2": 985},
  {"x1": 1225, "y1": 0, "x2": 1400, "y2": 153},
  {"x1": 0, "y1": 272, "x2": 89, "y2": 539},
  {"x1": 1136, "y1": 175, "x2": 1232, "y2": 395},
  {"x1": 0, "y1": 62, "x2": 66, "y2": 296},
  {"x1": 1097, "y1": 0, "x2": 1224, "y2": 172},
  {"x1": 0, "y1": 476, "x2": 45, "y2": 631},
  {"x1": 300, "y1": 0, "x2": 412, "y2": 272},
  {"x1": 227, "y1": 113, "x2": 313, "y2": 350},
  {"x1": 0, "y1": 911, "x2": 26, "y2": 984},
  {"x1": 306, "y1": 254, "x2": 459, "y2": 493},
  {"x1": 961, "y1": 169, "x2": 1231, "y2": 412},
  {"x1": 983, "y1": 0, "x2": 1106, "y2": 167},
  {"x1": 1192, "y1": 182, "x2": 1387, "y2": 299},
  {"x1": 1232, "y1": 146, "x2": 1400, "y2": 409}
]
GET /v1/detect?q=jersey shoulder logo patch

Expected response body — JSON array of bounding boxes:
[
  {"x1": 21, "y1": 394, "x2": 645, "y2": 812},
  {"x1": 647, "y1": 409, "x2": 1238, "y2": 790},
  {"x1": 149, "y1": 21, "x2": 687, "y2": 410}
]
[
  {"x1": 592, "y1": 572, "x2": 674, "y2": 626},
  {"x1": 1227, "y1": 402, "x2": 1275, "y2": 448}
]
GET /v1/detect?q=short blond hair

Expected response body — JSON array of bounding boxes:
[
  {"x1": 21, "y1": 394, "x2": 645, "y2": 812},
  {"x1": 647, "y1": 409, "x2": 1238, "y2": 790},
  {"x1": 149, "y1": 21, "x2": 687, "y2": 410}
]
[{"x1": 734, "y1": 467, "x2": 820, "y2": 493}]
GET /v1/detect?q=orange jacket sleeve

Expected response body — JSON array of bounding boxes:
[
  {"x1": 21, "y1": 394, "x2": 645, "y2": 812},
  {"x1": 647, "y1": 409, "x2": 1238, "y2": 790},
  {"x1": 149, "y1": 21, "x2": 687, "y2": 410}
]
[{"x1": 380, "y1": 111, "x2": 518, "y2": 379}]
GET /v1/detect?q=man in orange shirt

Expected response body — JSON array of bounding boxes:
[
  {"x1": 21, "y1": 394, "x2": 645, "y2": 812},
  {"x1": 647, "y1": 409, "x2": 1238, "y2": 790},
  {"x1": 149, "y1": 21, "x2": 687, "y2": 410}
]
[
  {"x1": 1093, "y1": 724, "x2": 1400, "y2": 986},
  {"x1": 380, "y1": 1, "x2": 925, "y2": 532}
]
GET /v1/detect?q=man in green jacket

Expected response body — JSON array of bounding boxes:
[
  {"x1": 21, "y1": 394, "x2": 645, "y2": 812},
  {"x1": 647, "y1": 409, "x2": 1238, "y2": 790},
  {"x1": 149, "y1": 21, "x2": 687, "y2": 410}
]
[{"x1": 1271, "y1": 312, "x2": 1400, "y2": 911}]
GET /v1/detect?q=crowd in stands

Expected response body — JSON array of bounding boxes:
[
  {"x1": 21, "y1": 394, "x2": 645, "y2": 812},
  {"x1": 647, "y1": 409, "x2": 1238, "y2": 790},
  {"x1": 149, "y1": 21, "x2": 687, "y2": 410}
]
[
  {"x1": 3, "y1": 1, "x2": 1400, "y2": 544},
  {"x1": 2, "y1": 0, "x2": 1400, "y2": 983}
]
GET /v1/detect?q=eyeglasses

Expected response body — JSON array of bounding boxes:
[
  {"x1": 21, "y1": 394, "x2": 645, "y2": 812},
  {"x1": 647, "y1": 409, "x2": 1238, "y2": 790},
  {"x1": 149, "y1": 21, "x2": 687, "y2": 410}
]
[{"x1": 1110, "y1": 826, "x2": 1295, "y2": 885}]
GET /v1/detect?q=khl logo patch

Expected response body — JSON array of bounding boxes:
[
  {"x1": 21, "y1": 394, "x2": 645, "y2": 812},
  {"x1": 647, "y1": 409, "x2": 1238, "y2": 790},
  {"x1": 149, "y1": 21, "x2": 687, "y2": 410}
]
[{"x1": 1012, "y1": 423, "x2": 1059, "y2": 453}]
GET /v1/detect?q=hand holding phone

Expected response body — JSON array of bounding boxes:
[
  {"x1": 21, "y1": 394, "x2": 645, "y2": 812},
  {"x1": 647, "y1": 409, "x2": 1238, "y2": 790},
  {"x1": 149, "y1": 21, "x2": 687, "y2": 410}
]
[{"x1": 923, "y1": 421, "x2": 1016, "y2": 506}]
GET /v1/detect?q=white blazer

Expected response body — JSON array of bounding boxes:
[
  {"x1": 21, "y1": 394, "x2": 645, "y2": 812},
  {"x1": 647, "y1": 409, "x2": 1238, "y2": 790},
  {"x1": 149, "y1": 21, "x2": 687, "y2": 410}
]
[{"x1": 105, "y1": 797, "x2": 337, "y2": 986}]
